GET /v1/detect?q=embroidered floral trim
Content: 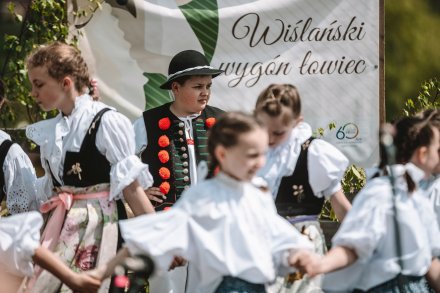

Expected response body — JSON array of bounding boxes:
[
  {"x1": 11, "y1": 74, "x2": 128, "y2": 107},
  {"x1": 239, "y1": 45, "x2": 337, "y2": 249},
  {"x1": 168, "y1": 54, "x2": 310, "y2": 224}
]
[
  {"x1": 158, "y1": 117, "x2": 171, "y2": 130},
  {"x1": 292, "y1": 184, "x2": 305, "y2": 202},
  {"x1": 205, "y1": 117, "x2": 216, "y2": 128},
  {"x1": 302, "y1": 139, "x2": 311, "y2": 150},
  {"x1": 158, "y1": 150, "x2": 170, "y2": 163},
  {"x1": 159, "y1": 181, "x2": 170, "y2": 194},
  {"x1": 158, "y1": 135, "x2": 170, "y2": 147},
  {"x1": 67, "y1": 162, "x2": 82, "y2": 180},
  {"x1": 159, "y1": 167, "x2": 171, "y2": 180}
]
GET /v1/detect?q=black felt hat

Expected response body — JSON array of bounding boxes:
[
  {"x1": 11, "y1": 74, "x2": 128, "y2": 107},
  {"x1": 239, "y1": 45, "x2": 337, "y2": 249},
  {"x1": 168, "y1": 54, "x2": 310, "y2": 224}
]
[{"x1": 159, "y1": 50, "x2": 223, "y2": 90}]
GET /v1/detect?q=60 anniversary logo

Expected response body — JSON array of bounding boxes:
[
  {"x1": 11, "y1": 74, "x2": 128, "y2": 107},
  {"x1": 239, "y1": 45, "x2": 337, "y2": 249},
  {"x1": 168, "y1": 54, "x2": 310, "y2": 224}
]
[{"x1": 336, "y1": 123, "x2": 359, "y2": 140}]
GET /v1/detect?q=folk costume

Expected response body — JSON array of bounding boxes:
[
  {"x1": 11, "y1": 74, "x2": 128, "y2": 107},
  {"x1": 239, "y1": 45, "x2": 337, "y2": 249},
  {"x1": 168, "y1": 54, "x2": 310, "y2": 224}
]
[
  {"x1": 134, "y1": 49, "x2": 224, "y2": 293},
  {"x1": 25, "y1": 94, "x2": 153, "y2": 292},
  {"x1": 257, "y1": 122, "x2": 349, "y2": 293},
  {"x1": 322, "y1": 163, "x2": 440, "y2": 292},
  {"x1": 0, "y1": 130, "x2": 38, "y2": 215},
  {"x1": 119, "y1": 172, "x2": 313, "y2": 293},
  {"x1": 134, "y1": 102, "x2": 223, "y2": 210}
]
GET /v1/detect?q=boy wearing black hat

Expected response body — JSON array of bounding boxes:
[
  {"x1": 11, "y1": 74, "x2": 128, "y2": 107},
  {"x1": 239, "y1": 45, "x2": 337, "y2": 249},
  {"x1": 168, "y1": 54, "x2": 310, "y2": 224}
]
[
  {"x1": 133, "y1": 50, "x2": 224, "y2": 210},
  {"x1": 132, "y1": 49, "x2": 224, "y2": 292}
]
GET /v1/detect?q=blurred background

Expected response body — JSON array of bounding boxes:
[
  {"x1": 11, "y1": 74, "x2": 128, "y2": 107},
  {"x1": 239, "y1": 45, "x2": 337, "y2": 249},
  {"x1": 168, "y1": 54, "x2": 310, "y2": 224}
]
[{"x1": 1, "y1": 0, "x2": 439, "y2": 122}]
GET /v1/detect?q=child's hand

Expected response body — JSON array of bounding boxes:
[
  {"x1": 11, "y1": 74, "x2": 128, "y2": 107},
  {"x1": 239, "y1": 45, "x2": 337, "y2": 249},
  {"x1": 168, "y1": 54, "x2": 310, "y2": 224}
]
[
  {"x1": 289, "y1": 250, "x2": 323, "y2": 278},
  {"x1": 168, "y1": 256, "x2": 187, "y2": 271},
  {"x1": 85, "y1": 266, "x2": 107, "y2": 281},
  {"x1": 145, "y1": 187, "x2": 167, "y2": 203},
  {"x1": 66, "y1": 272, "x2": 101, "y2": 293}
]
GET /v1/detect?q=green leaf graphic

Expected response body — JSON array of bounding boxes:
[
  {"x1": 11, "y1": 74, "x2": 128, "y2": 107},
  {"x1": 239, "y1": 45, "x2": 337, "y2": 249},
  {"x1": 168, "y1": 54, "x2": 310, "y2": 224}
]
[
  {"x1": 179, "y1": 0, "x2": 219, "y2": 62},
  {"x1": 143, "y1": 72, "x2": 173, "y2": 110}
]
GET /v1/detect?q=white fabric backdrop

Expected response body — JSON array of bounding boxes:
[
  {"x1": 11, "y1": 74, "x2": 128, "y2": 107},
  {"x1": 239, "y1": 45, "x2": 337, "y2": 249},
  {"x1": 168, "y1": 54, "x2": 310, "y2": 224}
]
[{"x1": 68, "y1": 0, "x2": 381, "y2": 167}]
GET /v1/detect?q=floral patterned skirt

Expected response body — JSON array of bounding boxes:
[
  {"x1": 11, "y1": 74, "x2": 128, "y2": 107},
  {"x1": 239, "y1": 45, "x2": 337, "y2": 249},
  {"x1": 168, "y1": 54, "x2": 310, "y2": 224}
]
[
  {"x1": 30, "y1": 184, "x2": 120, "y2": 293},
  {"x1": 267, "y1": 218, "x2": 326, "y2": 293}
]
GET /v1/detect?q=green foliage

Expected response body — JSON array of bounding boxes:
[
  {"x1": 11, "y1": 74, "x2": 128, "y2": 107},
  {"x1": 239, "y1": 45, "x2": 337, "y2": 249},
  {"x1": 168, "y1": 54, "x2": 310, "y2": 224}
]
[
  {"x1": 0, "y1": 0, "x2": 102, "y2": 127},
  {"x1": 1, "y1": 0, "x2": 69, "y2": 126},
  {"x1": 385, "y1": 0, "x2": 440, "y2": 121},
  {"x1": 320, "y1": 164, "x2": 366, "y2": 222},
  {"x1": 402, "y1": 77, "x2": 440, "y2": 117}
]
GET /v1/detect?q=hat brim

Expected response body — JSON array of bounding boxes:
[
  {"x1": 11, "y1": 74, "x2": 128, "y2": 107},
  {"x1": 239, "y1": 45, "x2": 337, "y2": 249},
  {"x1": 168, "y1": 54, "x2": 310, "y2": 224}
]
[{"x1": 159, "y1": 68, "x2": 224, "y2": 90}]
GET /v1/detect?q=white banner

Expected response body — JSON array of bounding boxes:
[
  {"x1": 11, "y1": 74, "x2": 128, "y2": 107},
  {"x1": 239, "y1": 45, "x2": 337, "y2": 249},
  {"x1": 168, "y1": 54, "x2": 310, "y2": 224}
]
[{"x1": 69, "y1": 0, "x2": 381, "y2": 167}]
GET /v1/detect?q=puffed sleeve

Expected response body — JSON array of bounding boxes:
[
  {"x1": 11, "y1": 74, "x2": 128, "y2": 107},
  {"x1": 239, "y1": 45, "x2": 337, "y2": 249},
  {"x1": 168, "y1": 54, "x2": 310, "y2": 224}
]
[
  {"x1": 133, "y1": 117, "x2": 148, "y2": 156},
  {"x1": 119, "y1": 209, "x2": 192, "y2": 271},
  {"x1": 3, "y1": 144, "x2": 38, "y2": 214},
  {"x1": 415, "y1": 192, "x2": 440, "y2": 257},
  {"x1": 331, "y1": 181, "x2": 388, "y2": 261},
  {"x1": 0, "y1": 211, "x2": 42, "y2": 277},
  {"x1": 257, "y1": 194, "x2": 314, "y2": 275},
  {"x1": 308, "y1": 139, "x2": 349, "y2": 198},
  {"x1": 96, "y1": 111, "x2": 153, "y2": 200},
  {"x1": 270, "y1": 216, "x2": 313, "y2": 276},
  {"x1": 427, "y1": 179, "x2": 440, "y2": 234}
]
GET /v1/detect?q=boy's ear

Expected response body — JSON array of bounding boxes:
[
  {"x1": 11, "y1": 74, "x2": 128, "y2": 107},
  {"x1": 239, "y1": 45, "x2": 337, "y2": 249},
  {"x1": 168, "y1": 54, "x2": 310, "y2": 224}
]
[{"x1": 171, "y1": 81, "x2": 180, "y2": 93}]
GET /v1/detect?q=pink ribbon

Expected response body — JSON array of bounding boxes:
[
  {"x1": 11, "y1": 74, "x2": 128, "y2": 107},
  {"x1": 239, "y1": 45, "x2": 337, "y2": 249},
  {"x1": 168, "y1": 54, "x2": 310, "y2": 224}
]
[
  {"x1": 26, "y1": 191, "x2": 109, "y2": 291},
  {"x1": 39, "y1": 191, "x2": 109, "y2": 251}
]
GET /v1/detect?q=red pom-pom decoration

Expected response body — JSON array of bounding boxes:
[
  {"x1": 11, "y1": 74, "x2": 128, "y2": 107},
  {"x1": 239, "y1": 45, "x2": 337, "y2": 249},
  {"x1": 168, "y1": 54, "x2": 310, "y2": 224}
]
[
  {"x1": 205, "y1": 117, "x2": 216, "y2": 128},
  {"x1": 158, "y1": 150, "x2": 170, "y2": 163},
  {"x1": 160, "y1": 181, "x2": 171, "y2": 195},
  {"x1": 214, "y1": 166, "x2": 220, "y2": 176},
  {"x1": 159, "y1": 167, "x2": 171, "y2": 179},
  {"x1": 158, "y1": 135, "x2": 170, "y2": 147},
  {"x1": 114, "y1": 275, "x2": 130, "y2": 288},
  {"x1": 158, "y1": 117, "x2": 171, "y2": 130}
]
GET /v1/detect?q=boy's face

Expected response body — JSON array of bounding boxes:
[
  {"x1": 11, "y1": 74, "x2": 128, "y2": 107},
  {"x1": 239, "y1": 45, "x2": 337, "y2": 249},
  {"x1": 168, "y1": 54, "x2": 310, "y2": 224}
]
[
  {"x1": 171, "y1": 75, "x2": 212, "y2": 115},
  {"x1": 28, "y1": 66, "x2": 65, "y2": 111},
  {"x1": 217, "y1": 127, "x2": 268, "y2": 182}
]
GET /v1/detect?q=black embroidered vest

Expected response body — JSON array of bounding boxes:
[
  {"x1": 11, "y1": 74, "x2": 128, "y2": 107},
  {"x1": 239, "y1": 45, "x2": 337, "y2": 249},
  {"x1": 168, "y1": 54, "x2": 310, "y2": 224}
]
[
  {"x1": 141, "y1": 102, "x2": 223, "y2": 211},
  {"x1": 275, "y1": 137, "x2": 325, "y2": 217},
  {"x1": 0, "y1": 139, "x2": 14, "y2": 203},
  {"x1": 49, "y1": 108, "x2": 112, "y2": 187}
]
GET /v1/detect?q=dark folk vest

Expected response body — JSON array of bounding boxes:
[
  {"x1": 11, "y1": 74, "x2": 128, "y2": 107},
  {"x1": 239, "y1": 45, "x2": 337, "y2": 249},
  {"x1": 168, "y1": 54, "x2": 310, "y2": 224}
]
[
  {"x1": 48, "y1": 108, "x2": 112, "y2": 187},
  {"x1": 141, "y1": 102, "x2": 223, "y2": 211},
  {"x1": 0, "y1": 139, "x2": 14, "y2": 203},
  {"x1": 275, "y1": 137, "x2": 325, "y2": 217}
]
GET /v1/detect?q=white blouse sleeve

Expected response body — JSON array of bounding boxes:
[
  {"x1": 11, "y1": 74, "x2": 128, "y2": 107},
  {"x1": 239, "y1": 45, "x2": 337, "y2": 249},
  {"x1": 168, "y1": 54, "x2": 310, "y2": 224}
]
[
  {"x1": 96, "y1": 111, "x2": 153, "y2": 200},
  {"x1": 133, "y1": 116, "x2": 148, "y2": 156},
  {"x1": 120, "y1": 209, "x2": 192, "y2": 271},
  {"x1": 256, "y1": 194, "x2": 313, "y2": 275},
  {"x1": 270, "y1": 216, "x2": 314, "y2": 276},
  {"x1": 3, "y1": 144, "x2": 38, "y2": 214},
  {"x1": 331, "y1": 182, "x2": 387, "y2": 261},
  {"x1": 0, "y1": 211, "x2": 42, "y2": 277},
  {"x1": 308, "y1": 139, "x2": 349, "y2": 198},
  {"x1": 416, "y1": 193, "x2": 440, "y2": 257}
]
